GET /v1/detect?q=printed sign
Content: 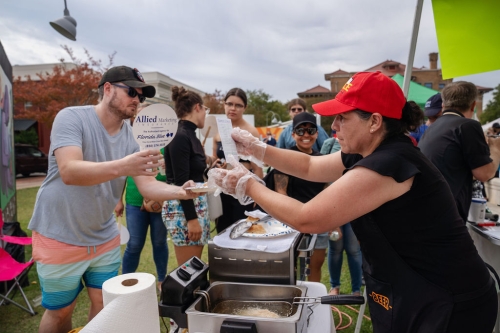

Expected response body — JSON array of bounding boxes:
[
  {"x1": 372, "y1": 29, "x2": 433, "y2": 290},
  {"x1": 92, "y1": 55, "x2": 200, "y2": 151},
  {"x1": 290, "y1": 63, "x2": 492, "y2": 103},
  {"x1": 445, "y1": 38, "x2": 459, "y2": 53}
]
[
  {"x1": 132, "y1": 104, "x2": 178, "y2": 150},
  {"x1": 216, "y1": 117, "x2": 238, "y2": 161}
]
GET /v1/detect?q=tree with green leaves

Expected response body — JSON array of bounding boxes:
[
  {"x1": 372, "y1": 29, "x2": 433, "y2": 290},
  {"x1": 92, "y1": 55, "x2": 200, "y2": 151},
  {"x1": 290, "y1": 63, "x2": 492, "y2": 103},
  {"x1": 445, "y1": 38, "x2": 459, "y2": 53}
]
[
  {"x1": 480, "y1": 83, "x2": 500, "y2": 124},
  {"x1": 245, "y1": 89, "x2": 288, "y2": 127}
]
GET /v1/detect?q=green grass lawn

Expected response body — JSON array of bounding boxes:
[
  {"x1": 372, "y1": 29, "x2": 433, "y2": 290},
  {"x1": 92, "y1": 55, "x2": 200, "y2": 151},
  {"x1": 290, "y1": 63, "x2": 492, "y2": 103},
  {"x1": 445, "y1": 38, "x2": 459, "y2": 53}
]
[{"x1": 0, "y1": 187, "x2": 373, "y2": 333}]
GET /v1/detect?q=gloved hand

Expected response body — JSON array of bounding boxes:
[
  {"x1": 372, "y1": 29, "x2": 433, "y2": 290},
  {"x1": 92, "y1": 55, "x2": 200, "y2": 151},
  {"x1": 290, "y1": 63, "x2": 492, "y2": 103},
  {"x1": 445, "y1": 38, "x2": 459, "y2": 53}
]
[
  {"x1": 207, "y1": 155, "x2": 264, "y2": 205},
  {"x1": 231, "y1": 127, "x2": 267, "y2": 167}
]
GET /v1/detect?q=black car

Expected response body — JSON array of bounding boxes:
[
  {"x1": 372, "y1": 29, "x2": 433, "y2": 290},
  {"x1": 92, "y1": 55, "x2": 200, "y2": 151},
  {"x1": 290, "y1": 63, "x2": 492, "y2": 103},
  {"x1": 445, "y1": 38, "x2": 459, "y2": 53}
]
[{"x1": 15, "y1": 144, "x2": 48, "y2": 177}]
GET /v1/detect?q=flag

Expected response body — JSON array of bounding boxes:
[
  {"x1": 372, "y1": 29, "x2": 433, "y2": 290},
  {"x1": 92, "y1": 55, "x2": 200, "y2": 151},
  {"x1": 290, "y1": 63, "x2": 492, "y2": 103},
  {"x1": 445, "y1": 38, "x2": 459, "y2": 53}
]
[{"x1": 432, "y1": 0, "x2": 500, "y2": 78}]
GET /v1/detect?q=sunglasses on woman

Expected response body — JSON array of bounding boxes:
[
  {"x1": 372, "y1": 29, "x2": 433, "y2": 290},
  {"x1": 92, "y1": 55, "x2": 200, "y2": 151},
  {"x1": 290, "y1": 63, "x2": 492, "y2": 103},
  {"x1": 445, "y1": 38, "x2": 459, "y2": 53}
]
[
  {"x1": 111, "y1": 83, "x2": 146, "y2": 103},
  {"x1": 293, "y1": 127, "x2": 318, "y2": 136}
]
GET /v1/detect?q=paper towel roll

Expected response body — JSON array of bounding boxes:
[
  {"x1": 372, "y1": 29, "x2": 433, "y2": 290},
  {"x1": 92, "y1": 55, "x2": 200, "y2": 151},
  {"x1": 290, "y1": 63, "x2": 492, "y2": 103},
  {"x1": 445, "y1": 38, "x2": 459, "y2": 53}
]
[{"x1": 81, "y1": 273, "x2": 160, "y2": 333}]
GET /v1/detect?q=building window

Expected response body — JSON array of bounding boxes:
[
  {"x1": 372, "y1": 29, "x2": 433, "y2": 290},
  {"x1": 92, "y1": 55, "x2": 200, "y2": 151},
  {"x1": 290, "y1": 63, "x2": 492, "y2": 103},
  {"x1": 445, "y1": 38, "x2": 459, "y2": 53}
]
[
  {"x1": 24, "y1": 102, "x2": 32, "y2": 109},
  {"x1": 424, "y1": 83, "x2": 433, "y2": 89},
  {"x1": 438, "y1": 83, "x2": 446, "y2": 89}
]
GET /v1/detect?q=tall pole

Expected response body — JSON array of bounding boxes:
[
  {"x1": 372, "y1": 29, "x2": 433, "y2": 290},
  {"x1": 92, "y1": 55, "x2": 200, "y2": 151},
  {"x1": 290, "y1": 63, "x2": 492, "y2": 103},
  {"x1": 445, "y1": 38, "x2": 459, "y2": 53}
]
[{"x1": 402, "y1": 0, "x2": 424, "y2": 98}]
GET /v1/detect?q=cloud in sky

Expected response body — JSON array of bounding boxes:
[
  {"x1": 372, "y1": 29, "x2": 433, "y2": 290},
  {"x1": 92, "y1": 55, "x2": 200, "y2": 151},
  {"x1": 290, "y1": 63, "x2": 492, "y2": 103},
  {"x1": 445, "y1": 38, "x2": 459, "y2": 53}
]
[{"x1": 2, "y1": 0, "x2": 498, "y2": 105}]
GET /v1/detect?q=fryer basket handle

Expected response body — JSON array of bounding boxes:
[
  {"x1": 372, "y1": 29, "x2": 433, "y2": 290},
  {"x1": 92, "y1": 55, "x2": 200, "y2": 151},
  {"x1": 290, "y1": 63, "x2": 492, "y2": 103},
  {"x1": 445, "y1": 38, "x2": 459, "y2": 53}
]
[
  {"x1": 297, "y1": 233, "x2": 317, "y2": 254},
  {"x1": 320, "y1": 295, "x2": 365, "y2": 305}
]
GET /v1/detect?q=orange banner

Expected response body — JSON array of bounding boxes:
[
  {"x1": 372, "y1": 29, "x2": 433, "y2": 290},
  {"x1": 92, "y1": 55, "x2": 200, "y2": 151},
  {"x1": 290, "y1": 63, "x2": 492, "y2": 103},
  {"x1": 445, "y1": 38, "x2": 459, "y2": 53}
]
[{"x1": 257, "y1": 127, "x2": 283, "y2": 141}]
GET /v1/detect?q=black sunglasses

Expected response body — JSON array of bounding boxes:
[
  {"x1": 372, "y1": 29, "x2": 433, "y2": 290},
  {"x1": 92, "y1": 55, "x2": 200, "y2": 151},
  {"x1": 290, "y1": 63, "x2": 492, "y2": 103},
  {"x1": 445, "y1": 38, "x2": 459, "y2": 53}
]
[
  {"x1": 111, "y1": 83, "x2": 146, "y2": 103},
  {"x1": 293, "y1": 127, "x2": 317, "y2": 136}
]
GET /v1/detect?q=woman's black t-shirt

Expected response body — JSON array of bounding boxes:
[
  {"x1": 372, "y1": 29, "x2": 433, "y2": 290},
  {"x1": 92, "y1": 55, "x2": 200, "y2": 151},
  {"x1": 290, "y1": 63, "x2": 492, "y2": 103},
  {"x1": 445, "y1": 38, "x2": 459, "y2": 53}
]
[
  {"x1": 342, "y1": 135, "x2": 490, "y2": 295},
  {"x1": 273, "y1": 146, "x2": 326, "y2": 203},
  {"x1": 165, "y1": 120, "x2": 206, "y2": 221}
]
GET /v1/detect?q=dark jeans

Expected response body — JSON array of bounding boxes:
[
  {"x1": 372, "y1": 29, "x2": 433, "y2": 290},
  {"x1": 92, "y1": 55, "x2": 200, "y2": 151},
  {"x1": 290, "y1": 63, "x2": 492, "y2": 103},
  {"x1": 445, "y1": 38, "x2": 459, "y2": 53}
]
[
  {"x1": 122, "y1": 204, "x2": 168, "y2": 281},
  {"x1": 327, "y1": 223, "x2": 363, "y2": 293}
]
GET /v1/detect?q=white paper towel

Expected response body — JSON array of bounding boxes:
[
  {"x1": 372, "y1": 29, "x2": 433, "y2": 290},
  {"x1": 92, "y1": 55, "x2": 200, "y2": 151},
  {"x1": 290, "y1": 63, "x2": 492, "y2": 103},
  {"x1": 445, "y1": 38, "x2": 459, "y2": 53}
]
[{"x1": 81, "y1": 273, "x2": 160, "y2": 333}]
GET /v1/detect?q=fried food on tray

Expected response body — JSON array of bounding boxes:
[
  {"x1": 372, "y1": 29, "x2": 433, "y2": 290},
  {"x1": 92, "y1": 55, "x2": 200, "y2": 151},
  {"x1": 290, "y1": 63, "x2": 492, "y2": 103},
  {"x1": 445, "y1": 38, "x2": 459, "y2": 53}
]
[
  {"x1": 247, "y1": 224, "x2": 266, "y2": 234},
  {"x1": 246, "y1": 216, "x2": 260, "y2": 222}
]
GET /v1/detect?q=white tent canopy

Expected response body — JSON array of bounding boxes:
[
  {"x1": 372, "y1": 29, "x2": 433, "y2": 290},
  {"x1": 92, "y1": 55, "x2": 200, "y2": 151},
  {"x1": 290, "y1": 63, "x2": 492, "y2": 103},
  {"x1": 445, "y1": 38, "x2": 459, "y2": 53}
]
[{"x1": 482, "y1": 118, "x2": 500, "y2": 131}]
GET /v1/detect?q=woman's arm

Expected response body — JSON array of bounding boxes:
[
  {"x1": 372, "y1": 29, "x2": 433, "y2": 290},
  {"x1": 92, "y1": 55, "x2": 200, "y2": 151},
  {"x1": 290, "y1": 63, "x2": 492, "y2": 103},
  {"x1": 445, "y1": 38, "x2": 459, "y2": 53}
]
[
  {"x1": 212, "y1": 135, "x2": 220, "y2": 159},
  {"x1": 134, "y1": 176, "x2": 196, "y2": 201},
  {"x1": 251, "y1": 161, "x2": 264, "y2": 179},
  {"x1": 262, "y1": 146, "x2": 345, "y2": 183},
  {"x1": 245, "y1": 166, "x2": 414, "y2": 233},
  {"x1": 246, "y1": 125, "x2": 264, "y2": 178},
  {"x1": 273, "y1": 172, "x2": 289, "y2": 195},
  {"x1": 232, "y1": 128, "x2": 344, "y2": 183}
]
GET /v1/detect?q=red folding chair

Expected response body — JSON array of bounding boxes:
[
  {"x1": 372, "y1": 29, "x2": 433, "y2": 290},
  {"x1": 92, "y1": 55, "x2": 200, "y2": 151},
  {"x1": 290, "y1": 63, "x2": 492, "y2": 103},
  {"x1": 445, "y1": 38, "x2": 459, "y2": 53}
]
[{"x1": 0, "y1": 210, "x2": 36, "y2": 315}]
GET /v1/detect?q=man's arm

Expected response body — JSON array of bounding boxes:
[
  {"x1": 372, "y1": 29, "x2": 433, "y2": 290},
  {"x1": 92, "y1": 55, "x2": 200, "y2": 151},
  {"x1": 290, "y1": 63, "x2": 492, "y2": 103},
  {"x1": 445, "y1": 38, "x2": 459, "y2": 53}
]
[
  {"x1": 472, "y1": 137, "x2": 500, "y2": 181},
  {"x1": 55, "y1": 146, "x2": 163, "y2": 186},
  {"x1": 133, "y1": 175, "x2": 197, "y2": 202}
]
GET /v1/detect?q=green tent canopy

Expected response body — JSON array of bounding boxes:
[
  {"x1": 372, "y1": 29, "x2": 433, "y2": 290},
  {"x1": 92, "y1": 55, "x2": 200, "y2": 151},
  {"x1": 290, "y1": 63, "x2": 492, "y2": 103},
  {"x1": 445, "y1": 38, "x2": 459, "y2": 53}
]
[{"x1": 391, "y1": 74, "x2": 439, "y2": 110}]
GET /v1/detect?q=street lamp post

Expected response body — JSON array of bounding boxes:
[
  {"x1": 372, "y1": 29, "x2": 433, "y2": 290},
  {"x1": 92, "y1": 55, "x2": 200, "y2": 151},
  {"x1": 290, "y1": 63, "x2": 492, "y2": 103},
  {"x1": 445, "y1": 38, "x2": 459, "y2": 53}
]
[
  {"x1": 50, "y1": 0, "x2": 77, "y2": 41},
  {"x1": 266, "y1": 111, "x2": 281, "y2": 127}
]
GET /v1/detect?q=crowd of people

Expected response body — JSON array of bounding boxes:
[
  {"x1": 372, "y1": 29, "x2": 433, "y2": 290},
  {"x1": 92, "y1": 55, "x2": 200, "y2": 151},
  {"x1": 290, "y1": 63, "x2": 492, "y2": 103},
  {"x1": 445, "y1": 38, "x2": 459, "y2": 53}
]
[{"x1": 27, "y1": 65, "x2": 499, "y2": 333}]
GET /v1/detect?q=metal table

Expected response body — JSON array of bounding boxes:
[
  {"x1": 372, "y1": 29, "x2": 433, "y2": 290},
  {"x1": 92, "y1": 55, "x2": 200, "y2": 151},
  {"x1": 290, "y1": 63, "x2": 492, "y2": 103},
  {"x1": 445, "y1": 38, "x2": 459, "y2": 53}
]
[{"x1": 467, "y1": 222, "x2": 500, "y2": 333}]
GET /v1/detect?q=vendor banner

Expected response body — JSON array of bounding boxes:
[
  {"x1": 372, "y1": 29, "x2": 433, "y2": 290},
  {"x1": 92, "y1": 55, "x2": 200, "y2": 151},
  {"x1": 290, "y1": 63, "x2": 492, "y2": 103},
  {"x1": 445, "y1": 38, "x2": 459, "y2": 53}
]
[
  {"x1": 0, "y1": 41, "x2": 15, "y2": 222},
  {"x1": 256, "y1": 127, "x2": 283, "y2": 141},
  {"x1": 432, "y1": 0, "x2": 500, "y2": 78}
]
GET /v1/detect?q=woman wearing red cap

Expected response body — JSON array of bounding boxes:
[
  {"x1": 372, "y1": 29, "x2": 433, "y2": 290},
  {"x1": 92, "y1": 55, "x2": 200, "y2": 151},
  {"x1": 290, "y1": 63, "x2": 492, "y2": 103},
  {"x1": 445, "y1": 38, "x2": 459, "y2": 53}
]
[{"x1": 208, "y1": 72, "x2": 497, "y2": 333}]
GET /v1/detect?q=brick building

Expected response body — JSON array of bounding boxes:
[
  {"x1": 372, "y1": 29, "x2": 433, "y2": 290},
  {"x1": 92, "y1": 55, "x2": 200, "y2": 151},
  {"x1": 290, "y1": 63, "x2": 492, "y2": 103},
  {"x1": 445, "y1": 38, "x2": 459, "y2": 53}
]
[{"x1": 302, "y1": 53, "x2": 493, "y2": 117}]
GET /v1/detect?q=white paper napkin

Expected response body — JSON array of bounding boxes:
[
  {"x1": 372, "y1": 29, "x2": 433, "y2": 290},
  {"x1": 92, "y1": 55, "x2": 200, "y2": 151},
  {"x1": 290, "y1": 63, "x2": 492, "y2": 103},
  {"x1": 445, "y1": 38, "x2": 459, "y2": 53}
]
[{"x1": 244, "y1": 210, "x2": 268, "y2": 219}]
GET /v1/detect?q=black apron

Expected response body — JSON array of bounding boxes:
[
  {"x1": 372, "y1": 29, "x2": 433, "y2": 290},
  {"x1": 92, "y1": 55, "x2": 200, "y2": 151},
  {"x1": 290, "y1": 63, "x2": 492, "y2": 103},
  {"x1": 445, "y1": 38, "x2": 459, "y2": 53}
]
[{"x1": 352, "y1": 215, "x2": 493, "y2": 333}]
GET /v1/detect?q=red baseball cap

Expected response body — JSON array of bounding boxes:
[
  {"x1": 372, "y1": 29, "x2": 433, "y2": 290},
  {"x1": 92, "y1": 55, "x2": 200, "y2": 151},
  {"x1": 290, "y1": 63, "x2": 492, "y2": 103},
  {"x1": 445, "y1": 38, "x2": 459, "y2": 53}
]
[{"x1": 312, "y1": 71, "x2": 406, "y2": 119}]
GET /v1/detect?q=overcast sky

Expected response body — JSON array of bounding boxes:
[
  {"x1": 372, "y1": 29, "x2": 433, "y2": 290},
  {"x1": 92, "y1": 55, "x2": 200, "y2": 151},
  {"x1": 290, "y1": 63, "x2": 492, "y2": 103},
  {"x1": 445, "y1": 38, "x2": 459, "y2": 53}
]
[{"x1": 2, "y1": 0, "x2": 499, "y2": 106}]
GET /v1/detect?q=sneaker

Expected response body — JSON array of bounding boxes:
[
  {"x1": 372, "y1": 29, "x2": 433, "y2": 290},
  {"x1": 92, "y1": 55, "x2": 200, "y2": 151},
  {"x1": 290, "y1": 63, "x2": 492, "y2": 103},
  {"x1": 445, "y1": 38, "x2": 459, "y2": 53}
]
[
  {"x1": 352, "y1": 291, "x2": 361, "y2": 296},
  {"x1": 329, "y1": 287, "x2": 340, "y2": 296}
]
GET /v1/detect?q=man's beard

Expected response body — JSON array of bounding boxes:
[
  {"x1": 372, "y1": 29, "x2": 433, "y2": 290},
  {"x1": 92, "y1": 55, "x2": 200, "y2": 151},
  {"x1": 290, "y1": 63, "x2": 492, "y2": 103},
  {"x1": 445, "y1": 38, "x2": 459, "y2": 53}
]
[{"x1": 107, "y1": 90, "x2": 137, "y2": 120}]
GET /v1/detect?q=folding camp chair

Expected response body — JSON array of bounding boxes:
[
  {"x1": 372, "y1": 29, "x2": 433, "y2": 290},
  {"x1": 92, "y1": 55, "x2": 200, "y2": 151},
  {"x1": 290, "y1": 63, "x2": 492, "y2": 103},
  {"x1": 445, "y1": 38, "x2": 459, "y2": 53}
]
[{"x1": 0, "y1": 211, "x2": 36, "y2": 315}]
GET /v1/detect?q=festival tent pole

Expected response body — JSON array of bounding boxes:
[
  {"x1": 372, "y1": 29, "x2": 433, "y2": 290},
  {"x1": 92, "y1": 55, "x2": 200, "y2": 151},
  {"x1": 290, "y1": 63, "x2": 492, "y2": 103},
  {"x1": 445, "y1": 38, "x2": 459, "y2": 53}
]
[{"x1": 402, "y1": 0, "x2": 424, "y2": 98}]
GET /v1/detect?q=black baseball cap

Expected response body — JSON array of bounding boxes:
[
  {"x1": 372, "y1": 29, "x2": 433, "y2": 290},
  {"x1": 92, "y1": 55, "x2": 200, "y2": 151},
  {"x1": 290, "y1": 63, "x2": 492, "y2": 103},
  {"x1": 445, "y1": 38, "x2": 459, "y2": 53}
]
[
  {"x1": 98, "y1": 66, "x2": 156, "y2": 98},
  {"x1": 293, "y1": 112, "x2": 318, "y2": 129},
  {"x1": 493, "y1": 123, "x2": 500, "y2": 129},
  {"x1": 424, "y1": 93, "x2": 442, "y2": 117}
]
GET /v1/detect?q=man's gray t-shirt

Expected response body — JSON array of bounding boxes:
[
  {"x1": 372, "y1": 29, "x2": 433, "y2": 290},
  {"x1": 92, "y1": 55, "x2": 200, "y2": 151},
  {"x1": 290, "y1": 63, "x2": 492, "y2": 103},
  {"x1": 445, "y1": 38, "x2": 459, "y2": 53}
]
[{"x1": 28, "y1": 105, "x2": 140, "y2": 246}]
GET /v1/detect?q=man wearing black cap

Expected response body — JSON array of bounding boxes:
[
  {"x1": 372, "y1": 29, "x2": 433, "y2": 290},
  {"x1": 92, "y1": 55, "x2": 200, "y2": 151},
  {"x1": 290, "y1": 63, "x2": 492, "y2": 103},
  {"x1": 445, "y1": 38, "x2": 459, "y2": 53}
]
[
  {"x1": 419, "y1": 81, "x2": 500, "y2": 223},
  {"x1": 410, "y1": 93, "x2": 443, "y2": 143},
  {"x1": 28, "y1": 66, "x2": 198, "y2": 333}
]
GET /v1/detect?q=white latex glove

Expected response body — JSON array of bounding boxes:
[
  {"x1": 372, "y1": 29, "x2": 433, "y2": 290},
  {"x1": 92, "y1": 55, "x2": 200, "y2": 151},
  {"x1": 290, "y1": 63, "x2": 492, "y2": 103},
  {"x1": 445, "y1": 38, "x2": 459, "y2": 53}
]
[
  {"x1": 207, "y1": 155, "x2": 264, "y2": 205},
  {"x1": 231, "y1": 127, "x2": 267, "y2": 167}
]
